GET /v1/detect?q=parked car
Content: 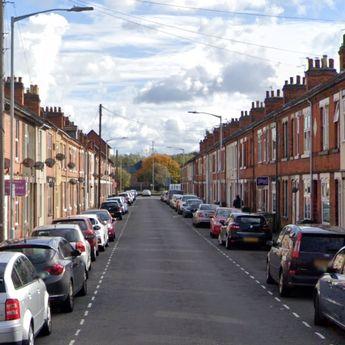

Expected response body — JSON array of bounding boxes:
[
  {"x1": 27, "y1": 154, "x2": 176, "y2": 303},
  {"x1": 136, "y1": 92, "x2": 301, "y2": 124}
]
[
  {"x1": 210, "y1": 207, "x2": 239, "y2": 238},
  {"x1": 101, "y1": 201, "x2": 122, "y2": 221},
  {"x1": 52, "y1": 216, "x2": 98, "y2": 261},
  {"x1": 218, "y1": 209, "x2": 243, "y2": 245},
  {"x1": 142, "y1": 189, "x2": 151, "y2": 197},
  {"x1": 0, "y1": 251, "x2": 52, "y2": 343},
  {"x1": 119, "y1": 192, "x2": 133, "y2": 205},
  {"x1": 167, "y1": 189, "x2": 183, "y2": 203},
  {"x1": 170, "y1": 194, "x2": 183, "y2": 209},
  {"x1": 181, "y1": 199, "x2": 202, "y2": 218},
  {"x1": 176, "y1": 195, "x2": 199, "y2": 214},
  {"x1": 32, "y1": 224, "x2": 92, "y2": 272},
  {"x1": 192, "y1": 204, "x2": 218, "y2": 227},
  {"x1": 314, "y1": 246, "x2": 345, "y2": 329},
  {"x1": 160, "y1": 191, "x2": 168, "y2": 202},
  {"x1": 81, "y1": 213, "x2": 109, "y2": 250},
  {"x1": 81, "y1": 209, "x2": 113, "y2": 243},
  {"x1": 266, "y1": 224, "x2": 345, "y2": 297},
  {"x1": 219, "y1": 213, "x2": 271, "y2": 249},
  {"x1": 0, "y1": 237, "x2": 87, "y2": 313},
  {"x1": 107, "y1": 196, "x2": 128, "y2": 214}
]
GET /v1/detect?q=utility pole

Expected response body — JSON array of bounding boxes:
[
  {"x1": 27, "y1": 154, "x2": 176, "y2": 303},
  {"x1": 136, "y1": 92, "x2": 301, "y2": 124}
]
[
  {"x1": 0, "y1": 0, "x2": 4, "y2": 241},
  {"x1": 98, "y1": 104, "x2": 102, "y2": 208},
  {"x1": 115, "y1": 149, "x2": 119, "y2": 193},
  {"x1": 151, "y1": 141, "x2": 155, "y2": 191}
]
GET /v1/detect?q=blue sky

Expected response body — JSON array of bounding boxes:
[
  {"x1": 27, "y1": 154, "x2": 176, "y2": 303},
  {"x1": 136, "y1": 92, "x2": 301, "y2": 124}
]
[{"x1": 8, "y1": 0, "x2": 345, "y2": 154}]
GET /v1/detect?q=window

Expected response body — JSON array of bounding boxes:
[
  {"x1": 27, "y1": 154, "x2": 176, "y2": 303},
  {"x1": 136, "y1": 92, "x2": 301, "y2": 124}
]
[
  {"x1": 290, "y1": 118, "x2": 294, "y2": 157},
  {"x1": 271, "y1": 124, "x2": 276, "y2": 161},
  {"x1": 24, "y1": 124, "x2": 29, "y2": 159},
  {"x1": 47, "y1": 133, "x2": 53, "y2": 159},
  {"x1": 48, "y1": 187, "x2": 53, "y2": 217},
  {"x1": 59, "y1": 240, "x2": 74, "y2": 258},
  {"x1": 262, "y1": 129, "x2": 267, "y2": 162},
  {"x1": 11, "y1": 268, "x2": 22, "y2": 289},
  {"x1": 15, "y1": 119, "x2": 19, "y2": 159},
  {"x1": 320, "y1": 105, "x2": 329, "y2": 151},
  {"x1": 38, "y1": 130, "x2": 42, "y2": 161},
  {"x1": 271, "y1": 182, "x2": 276, "y2": 212},
  {"x1": 321, "y1": 179, "x2": 330, "y2": 224},
  {"x1": 283, "y1": 180, "x2": 288, "y2": 217},
  {"x1": 334, "y1": 101, "x2": 340, "y2": 149},
  {"x1": 257, "y1": 131, "x2": 262, "y2": 162},
  {"x1": 265, "y1": 128, "x2": 270, "y2": 162},
  {"x1": 304, "y1": 108, "x2": 311, "y2": 154},
  {"x1": 304, "y1": 179, "x2": 311, "y2": 220},
  {"x1": 295, "y1": 113, "x2": 300, "y2": 156},
  {"x1": 282, "y1": 121, "x2": 288, "y2": 158}
]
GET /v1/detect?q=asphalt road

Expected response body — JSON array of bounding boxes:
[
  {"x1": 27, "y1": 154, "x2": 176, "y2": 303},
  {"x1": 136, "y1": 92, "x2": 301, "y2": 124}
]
[{"x1": 37, "y1": 197, "x2": 345, "y2": 345}]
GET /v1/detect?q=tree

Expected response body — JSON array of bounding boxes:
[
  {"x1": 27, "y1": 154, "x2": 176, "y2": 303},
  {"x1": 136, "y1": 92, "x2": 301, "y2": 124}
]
[
  {"x1": 117, "y1": 167, "x2": 131, "y2": 190},
  {"x1": 171, "y1": 152, "x2": 197, "y2": 166},
  {"x1": 136, "y1": 154, "x2": 181, "y2": 189}
]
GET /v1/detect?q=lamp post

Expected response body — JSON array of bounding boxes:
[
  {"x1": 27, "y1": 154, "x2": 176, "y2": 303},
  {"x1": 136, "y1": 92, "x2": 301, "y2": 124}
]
[
  {"x1": 188, "y1": 111, "x2": 223, "y2": 204},
  {"x1": 9, "y1": 6, "x2": 93, "y2": 238}
]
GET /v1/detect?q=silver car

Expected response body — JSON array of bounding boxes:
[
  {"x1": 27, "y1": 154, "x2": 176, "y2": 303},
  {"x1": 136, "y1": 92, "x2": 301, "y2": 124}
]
[
  {"x1": 82, "y1": 214, "x2": 109, "y2": 251},
  {"x1": 192, "y1": 204, "x2": 218, "y2": 226},
  {"x1": 32, "y1": 224, "x2": 92, "y2": 272},
  {"x1": 0, "y1": 252, "x2": 52, "y2": 344}
]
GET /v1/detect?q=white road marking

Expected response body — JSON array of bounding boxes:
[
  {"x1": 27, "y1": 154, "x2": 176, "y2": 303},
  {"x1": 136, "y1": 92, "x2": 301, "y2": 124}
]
[
  {"x1": 80, "y1": 319, "x2": 85, "y2": 325},
  {"x1": 302, "y1": 321, "x2": 311, "y2": 328},
  {"x1": 250, "y1": 275, "x2": 255, "y2": 279},
  {"x1": 292, "y1": 312, "x2": 300, "y2": 318},
  {"x1": 88, "y1": 303, "x2": 92, "y2": 308},
  {"x1": 69, "y1": 341, "x2": 75, "y2": 345},
  {"x1": 75, "y1": 329, "x2": 80, "y2": 336},
  {"x1": 91, "y1": 296, "x2": 95, "y2": 301},
  {"x1": 94, "y1": 290, "x2": 98, "y2": 295},
  {"x1": 255, "y1": 280, "x2": 260, "y2": 284},
  {"x1": 275, "y1": 297, "x2": 281, "y2": 302},
  {"x1": 315, "y1": 332, "x2": 326, "y2": 340},
  {"x1": 96, "y1": 284, "x2": 100, "y2": 289},
  {"x1": 267, "y1": 291, "x2": 273, "y2": 295},
  {"x1": 261, "y1": 285, "x2": 266, "y2": 289},
  {"x1": 84, "y1": 311, "x2": 89, "y2": 317},
  {"x1": 283, "y1": 304, "x2": 290, "y2": 310}
]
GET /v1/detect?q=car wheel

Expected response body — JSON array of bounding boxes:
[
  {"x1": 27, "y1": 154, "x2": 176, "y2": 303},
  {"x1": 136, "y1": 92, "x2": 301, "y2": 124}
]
[
  {"x1": 209, "y1": 232, "x2": 215, "y2": 239},
  {"x1": 99, "y1": 245, "x2": 105, "y2": 252},
  {"x1": 266, "y1": 261, "x2": 275, "y2": 284},
  {"x1": 225, "y1": 235, "x2": 232, "y2": 250},
  {"x1": 23, "y1": 324, "x2": 34, "y2": 345},
  {"x1": 105, "y1": 240, "x2": 109, "y2": 247},
  {"x1": 218, "y1": 234, "x2": 224, "y2": 246},
  {"x1": 118, "y1": 214, "x2": 123, "y2": 220},
  {"x1": 62, "y1": 281, "x2": 74, "y2": 313},
  {"x1": 91, "y1": 247, "x2": 96, "y2": 262},
  {"x1": 79, "y1": 271, "x2": 88, "y2": 297},
  {"x1": 314, "y1": 294, "x2": 327, "y2": 326},
  {"x1": 40, "y1": 304, "x2": 52, "y2": 336},
  {"x1": 96, "y1": 248, "x2": 100, "y2": 256},
  {"x1": 278, "y1": 271, "x2": 290, "y2": 297}
]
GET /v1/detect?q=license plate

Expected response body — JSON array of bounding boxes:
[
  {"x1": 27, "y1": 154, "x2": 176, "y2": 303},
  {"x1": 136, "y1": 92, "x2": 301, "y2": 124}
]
[
  {"x1": 314, "y1": 259, "x2": 329, "y2": 270},
  {"x1": 243, "y1": 237, "x2": 259, "y2": 243}
]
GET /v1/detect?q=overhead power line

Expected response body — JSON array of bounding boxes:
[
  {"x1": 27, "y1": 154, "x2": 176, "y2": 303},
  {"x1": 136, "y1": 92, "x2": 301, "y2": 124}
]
[
  {"x1": 135, "y1": 0, "x2": 341, "y2": 23},
  {"x1": 72, "y1": 0, "x2": 303, "y2": 67}
]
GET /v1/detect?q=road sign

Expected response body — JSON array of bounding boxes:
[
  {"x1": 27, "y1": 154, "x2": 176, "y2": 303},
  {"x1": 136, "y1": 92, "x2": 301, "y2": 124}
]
[
  {"x1": 256, "y1": 176, "x2": 269, "y2": 187},
  {"x1": 5, "y1": 180, "x2": 26, "y2": 196}
]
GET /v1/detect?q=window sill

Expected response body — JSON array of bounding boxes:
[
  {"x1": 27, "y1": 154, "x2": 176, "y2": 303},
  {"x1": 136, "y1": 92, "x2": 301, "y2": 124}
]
[
  {"x1": 330, "y1": 148, "x2": 340, "y2": 154},
  {"x1": 281, "y1": 158, "x2": 288, "y2": 162},
  {"x1": 301, "y1": 153, "x2": 310, "y2": 159},
  {"x1": 318, "y1": 150, "x2": 329, "y2": 156}
]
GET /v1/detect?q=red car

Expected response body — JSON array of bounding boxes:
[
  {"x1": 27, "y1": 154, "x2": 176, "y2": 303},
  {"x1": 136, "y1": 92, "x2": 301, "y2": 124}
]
[
  {"x1": 52, "y1": 216, "x2": 99, "y2": 261},
  {"x1": 210, "y1": 208, "x2": 238, "y2": 238}
]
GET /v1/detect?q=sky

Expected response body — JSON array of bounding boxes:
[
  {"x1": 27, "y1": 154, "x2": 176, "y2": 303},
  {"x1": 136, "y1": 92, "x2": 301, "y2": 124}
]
[{"x1": 7, "y1": 0, "x2": 345, "y2": 154}]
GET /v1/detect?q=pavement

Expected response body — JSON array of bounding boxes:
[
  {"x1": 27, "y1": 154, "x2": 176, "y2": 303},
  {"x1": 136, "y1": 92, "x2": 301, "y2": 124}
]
[{"x1": 37, "y1": 196, "x2": 345, "y2": 345}]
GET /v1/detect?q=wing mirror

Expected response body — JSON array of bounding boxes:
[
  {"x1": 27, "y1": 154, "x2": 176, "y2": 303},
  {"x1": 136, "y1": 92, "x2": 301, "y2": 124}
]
[
  {"x1": 219, "y1": 219, "x2": 225, "y2": 225},
  {"x1": 93, "y1": 225, "x2": 101, "y2": 231},
  {"x1": 72, "y1": 249, "x2": 81, "y2": 257}
]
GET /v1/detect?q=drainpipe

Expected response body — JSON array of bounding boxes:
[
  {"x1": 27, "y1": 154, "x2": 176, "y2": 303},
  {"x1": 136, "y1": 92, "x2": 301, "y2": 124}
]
[
  {"x1": 275, "y1": 119, "x2": 280, "y2": 230},
  {"x1": 307, "y1": 99, "x2": 314, "y2": 221},
  {"x1": 236, "y1": 138, "x2": 239, "y2": 200}
]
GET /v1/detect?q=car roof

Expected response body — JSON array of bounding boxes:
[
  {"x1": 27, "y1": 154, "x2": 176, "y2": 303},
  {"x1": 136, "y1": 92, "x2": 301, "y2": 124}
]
[
  {"x1": 0, "y1": 251, "x2": 23, "y2": 263},
  {"x1": 53, "y1": 216, "x2": 89, "y2": 222},
  {"x1": 1, "y1": 236, "x2": 61, "y2": 249},
  {"x1": 233, "y1": 212, "x2": 263, "y2": 217},
  {"x1": 34, "y1": 224, "x2": 81, "y2": 231},
  {"x1": 289, "y1": 224, "x2": 345, "y2": 235}
]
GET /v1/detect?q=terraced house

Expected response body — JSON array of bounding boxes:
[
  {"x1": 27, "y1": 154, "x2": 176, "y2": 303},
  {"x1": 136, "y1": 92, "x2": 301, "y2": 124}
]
[
  {"x1": 182, "y1": 34, "x2": 345, "y2": 228},
  {"x1": 1, "y1": 77, "x2": 116, "y2": 240}
]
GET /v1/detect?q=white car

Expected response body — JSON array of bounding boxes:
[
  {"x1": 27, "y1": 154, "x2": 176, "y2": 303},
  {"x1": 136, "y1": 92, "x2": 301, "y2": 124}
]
[
  {"x1": 0, "y1": 252, "x2": 52, "y2": 344},
  {"x1": 82, "y1": 214, "x2": 109, "y2": 251},
  {"x1": 142, "y1": 189, "x2": 151, "y2": 196},
  {"x1": 32, "y1": 224, "x2": 92, "y2": 272},
  {"x1": 107, "y1": 196, "x2": 128, "y2": 214}
]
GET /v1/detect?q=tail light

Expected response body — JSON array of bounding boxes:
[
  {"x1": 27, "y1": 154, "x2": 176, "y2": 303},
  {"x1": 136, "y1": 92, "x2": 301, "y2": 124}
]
[
  {"x1": 292, "y1": 232, "x2": 303, "y2": 259},
  {"x1": 46, "y1": 263, "x2": 65, "y2": 276},
  {"x1": 76, "y1": 241, "x2": 86, "y2": 253},
  {"x1": 198, "y1": 212, "x2": 204, "y2": 217},
  {"x1": 5, "y1": 299, "x2": 20, "y2": 320},
  {"x1": 84, "y1": 230, "x2": 95, "y2": 240},
  {"x1": 262, "y1": 224, "x2": 270, "y2": 232},
  {"x1": 229, "y1": 224, "x2": 240, "y2": 232}
]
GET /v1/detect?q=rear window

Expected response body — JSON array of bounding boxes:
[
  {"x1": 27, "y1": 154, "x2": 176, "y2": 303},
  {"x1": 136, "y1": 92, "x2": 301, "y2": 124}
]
[
  {"x1": 97, "y1": 212, "x2": 111, "y2": 221},
  {"x1": 0, "y1": 263, "x2": 7, "y2": 292},
  {"x1": 32, "y1": 228, "x2": 81, "y2": 242},
  {"x1": 200, "y1": 204, "x2": 211, "y2": 210},
  {"x1": 53, "y1": 220, "x2": 87, "y2": 231},
  {"x1": 237, "y1": 216, "x2": 264, "y2": 225},
  {"x1": 300, "y1": 235, "x2": 345, "y2": 254},
  {"x1": 3, "y1": 247, "x2": 55, "y2": 265},
  {"x1": 88, "y1": 218, "x2": 96, "y2": 225},
  {"x1": 216, "y1": 209, "x2": 231, "y2": 218}
]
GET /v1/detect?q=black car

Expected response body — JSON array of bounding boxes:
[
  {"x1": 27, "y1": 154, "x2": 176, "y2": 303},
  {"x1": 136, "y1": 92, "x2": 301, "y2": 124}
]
[
  {"x1": 181, "y1": 199, "x2": 202, "y2": 218},
  {"x1": 0, "y1": 237, "x2": 87, "y2": 312},
  {"x1": 266, "y1": 224, "x2": 345, "y2": 297},
  {"x1": 314, "y1": 246, "x2": 345, "y2": 329},
  {"x1": 223, "y1": 213, "x2": 271, "y2": 249},
  {"x1": 100, "y1": 201, "x2": 122, "y2": 220}
]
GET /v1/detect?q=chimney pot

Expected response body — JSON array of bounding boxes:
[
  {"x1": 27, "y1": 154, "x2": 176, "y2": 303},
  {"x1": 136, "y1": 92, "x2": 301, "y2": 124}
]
[
  {"x1": 308, "y1": 58, "x2": 313, "y2": 69},
  {"x1": 290, "y1": 77, "x2": 293, "y2": 84},
  {"x1": 241, "y1": 111, "x2": 244, "y2": 116},
  {"x1": 329, "y1": 58, "x2": 334, "y2": 69},
  {"x1": 245, "y1": 111, "x2": 248, "y2": 116},
  {"x1": 266, "y1": 91, "x2": 269, "y2": 98},
  {"x1": 285, "y1": 80, "x2": 288, "y2": 85},
  {"x1": 50, "y1": 107, "x2": 53, "y2": 112},
  {"x1": 251, "y1": 101, "x2": 255, "y2": 108},
  {"x1": 271, "y1": 90, "x2": 274, "y2": 97},
  {"x1": 58, "y1": 107, "x2": 61, "y2": 112},
  {"x1": 303, "y1": 77, "x2": 306, "y2": 84},
  {"x1": 277, "y1": 89, "x2": 281, "y2": 97},
  {"x1": 296, "y1": 75, "x2": 301, "y2": 84},
  {"x1": 18, "y1": 77, "x2": 22, "y2": 83},
  {"x1": 321, "y1": 55, "x2": 327, "y2": 68},
  {"x1": 261, "y1": 102, "x2": 264, "y2": 107},
  {"x1": 315, "y1": 59, "x2": 320, "y2": 68}
]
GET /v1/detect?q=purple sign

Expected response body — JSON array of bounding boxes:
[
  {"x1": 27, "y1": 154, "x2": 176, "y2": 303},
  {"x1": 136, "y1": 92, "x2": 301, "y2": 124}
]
[
  {"x1": 5, "y1": 180, "x2": 26, "y2": 196},
  {"x1": 256, "y1": 176, "x2": 269, "y2": 187}
]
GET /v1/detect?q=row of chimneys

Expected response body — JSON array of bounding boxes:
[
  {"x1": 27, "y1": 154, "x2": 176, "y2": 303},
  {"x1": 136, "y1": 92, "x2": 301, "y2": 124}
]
[{"x1": 199, "y1": 35, "x2": 345, "y2": 153}]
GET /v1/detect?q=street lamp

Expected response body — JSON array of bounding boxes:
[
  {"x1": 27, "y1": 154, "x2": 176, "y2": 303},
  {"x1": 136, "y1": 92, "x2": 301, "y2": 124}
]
[
  {"x1": 166, "y1": 146, "x2": 185, "y2": 165},
  {"x1": 188, "y1": 111, "x2": 223, "y2": 204},
  {"x1": 9, "y1": 5, "x2": 93, "y2": 238}
]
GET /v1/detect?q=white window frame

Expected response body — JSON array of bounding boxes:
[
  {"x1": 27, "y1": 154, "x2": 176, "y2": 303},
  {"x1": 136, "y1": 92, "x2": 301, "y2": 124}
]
[
  {"x1": 282, "y1": 120, "x2": 288, "y2": 159},
  {"x1": 303, "y1": 179, "x2": 311, "y2": 220},
  {"x1": 321, "y1": 179, "x2": 330, "y2": 224},
  {"x1": 271, "y1": 124, "x2": 276, "y2": 161},
  {"x1": 257, "y1": 130, "x2": 262, "y2": 163},
  {"x1": 303, "y1": 107, "x2": 311, "y2": 155},
  {"x1": 321, "y1": 104, "x2": 329, "y2": 151}
]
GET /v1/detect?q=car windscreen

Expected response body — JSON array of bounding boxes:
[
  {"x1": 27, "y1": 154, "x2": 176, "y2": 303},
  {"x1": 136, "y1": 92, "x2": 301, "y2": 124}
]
[
  {"x1": 216, "y1": 209, "x2": 231, "y2": 218},
  {"x1": 53, "y1": 220, "x2": 87, "y2": 231},
  {"x1": 97, "y1": 212, "x2": 111, "y2": 221},
  {"x1": 300, "y1": 234, "x2": 345, "y2": 254},
  {"x1": 236, "y1": 216, "x2": 264, "y2": 225},
  {"x1": 186, "y1": 199, "x2": 201, "y2": 205},
  {"x1": 101, "y1": 203, "x2": 118, "y2": 211},
  {"x1": 199, "y1": 204, "x2": 212, "y2": 210},
  {"x1": 3, "y1": 247, "x2": 55, "y2": 265},
  {"x1": 189, "y1": 202, "x2": 201, "y2": 208},
  {"x1": 0, "y1": 263, "x2": 7, "y2": 292},
  {"x1": 32, "y1": 228, "x2": 81, "y2": 242}
]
